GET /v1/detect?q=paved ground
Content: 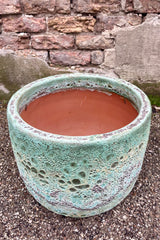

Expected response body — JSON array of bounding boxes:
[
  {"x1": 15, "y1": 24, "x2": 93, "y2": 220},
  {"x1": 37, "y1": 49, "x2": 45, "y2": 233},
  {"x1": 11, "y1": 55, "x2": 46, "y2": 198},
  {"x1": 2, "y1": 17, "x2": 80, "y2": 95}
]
[{"x1": 0, "y1": 103, "x2": 159, "y2": 240}]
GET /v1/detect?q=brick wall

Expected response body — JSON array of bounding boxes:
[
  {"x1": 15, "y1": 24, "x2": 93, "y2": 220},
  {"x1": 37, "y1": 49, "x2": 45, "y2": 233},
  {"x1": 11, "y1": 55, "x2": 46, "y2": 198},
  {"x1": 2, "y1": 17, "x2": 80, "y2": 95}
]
[{"x1": 0, "y1": 0, "x2": 160, "y2": 73}]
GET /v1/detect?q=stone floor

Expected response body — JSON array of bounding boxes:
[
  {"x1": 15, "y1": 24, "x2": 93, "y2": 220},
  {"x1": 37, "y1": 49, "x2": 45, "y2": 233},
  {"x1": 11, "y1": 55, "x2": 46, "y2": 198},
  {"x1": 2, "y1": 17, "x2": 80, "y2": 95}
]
[{"x1": 0, "y1": 103, "x2": 159, "y2": 240}]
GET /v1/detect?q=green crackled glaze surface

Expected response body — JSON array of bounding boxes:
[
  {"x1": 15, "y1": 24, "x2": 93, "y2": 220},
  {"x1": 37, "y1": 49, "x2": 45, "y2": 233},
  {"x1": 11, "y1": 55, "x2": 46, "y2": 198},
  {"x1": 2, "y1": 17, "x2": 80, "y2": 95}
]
[{"x1": 7, "y1": 74, "x2": 151, "y2": 218}]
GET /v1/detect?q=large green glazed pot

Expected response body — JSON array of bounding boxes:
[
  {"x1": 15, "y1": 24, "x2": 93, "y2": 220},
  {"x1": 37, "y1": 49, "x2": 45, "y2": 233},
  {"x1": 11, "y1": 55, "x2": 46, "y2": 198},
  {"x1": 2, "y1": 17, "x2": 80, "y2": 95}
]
[{"x1": 7, "y1": 74, "x2": 151, "y2": 218}]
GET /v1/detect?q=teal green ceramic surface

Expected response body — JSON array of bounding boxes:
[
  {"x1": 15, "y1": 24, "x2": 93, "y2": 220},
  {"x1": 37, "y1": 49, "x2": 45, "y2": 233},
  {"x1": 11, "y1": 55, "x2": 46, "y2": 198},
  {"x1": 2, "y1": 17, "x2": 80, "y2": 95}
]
[{"x1": 7, "y1": 74, "x2": 151, "y2": 218}]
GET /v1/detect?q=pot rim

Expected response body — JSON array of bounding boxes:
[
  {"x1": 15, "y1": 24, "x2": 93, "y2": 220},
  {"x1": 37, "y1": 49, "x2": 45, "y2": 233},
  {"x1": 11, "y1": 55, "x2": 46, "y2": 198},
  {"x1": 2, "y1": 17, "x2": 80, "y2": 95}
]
[{"x1": 7, "y1": 73, "x2": 151, "y2": 144}]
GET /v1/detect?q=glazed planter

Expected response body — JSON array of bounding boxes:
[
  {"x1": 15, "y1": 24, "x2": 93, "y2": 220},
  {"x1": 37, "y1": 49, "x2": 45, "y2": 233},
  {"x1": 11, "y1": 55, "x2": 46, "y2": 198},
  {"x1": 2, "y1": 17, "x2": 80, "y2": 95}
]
[{"x1": 7, "y1": 74, "x2": 151, "y2": 218}]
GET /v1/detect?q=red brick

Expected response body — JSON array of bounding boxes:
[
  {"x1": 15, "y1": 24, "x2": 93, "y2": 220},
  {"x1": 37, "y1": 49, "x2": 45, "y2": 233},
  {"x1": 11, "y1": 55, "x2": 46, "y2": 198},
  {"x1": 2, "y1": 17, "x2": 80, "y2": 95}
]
[
  {"x1": 50, "y1": 50, "x2": 90, "y2": 65},
  {"x1": 21, "y1": 0, "x2": 55, "y2": 14},
  {"x1": 73, "y1": 0, "x2": 121, "y2": 13},
  {"x1": 3, "y1": 16, "x2": 46, "y2": 33},
  {"x1": 0, "y1": 33, "x2": 30, "y2": 50},
  {"x1": 0, "y1": 0, "x2": 21, "y2": 15},
  {"x1": 31, "y1": 34, "x2": 74, "y2": 50},
  {"x1": 91, "y1": 50, "x2": 103, "y2": 65},
  {"x1": 55, "y1": 0, "x2": 70, "y2": 13}
]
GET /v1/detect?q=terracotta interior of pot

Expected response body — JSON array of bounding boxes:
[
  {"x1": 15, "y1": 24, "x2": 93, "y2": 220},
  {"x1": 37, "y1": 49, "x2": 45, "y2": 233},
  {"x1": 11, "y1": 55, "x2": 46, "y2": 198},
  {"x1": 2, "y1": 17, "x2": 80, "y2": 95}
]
[{"x1": 18, "y1": 77, "x2": 140, "y2": 136}]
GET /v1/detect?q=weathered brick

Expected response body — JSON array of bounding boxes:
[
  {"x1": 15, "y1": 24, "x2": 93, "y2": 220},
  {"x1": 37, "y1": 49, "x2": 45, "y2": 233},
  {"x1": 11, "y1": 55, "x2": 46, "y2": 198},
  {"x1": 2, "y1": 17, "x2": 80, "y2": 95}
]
[
  {"x1": 95, "y1": 14, "x2": 127, "y2": 32},
  {"x1": 95, "y1": 13, "x2": 142, "y2": 32},
  {"x1": 50, "y1": 50, "x2": 90, "y2": 65},
  {"x1": 15, "y1": 49, "x2": 48, "y2": 61},
  {"x1": 103, "y1": 48, "x2": 115, "y2": 68},
  {"x1": 21, "y1": 0, "x2": 55, "y2": 14},
  {"x1": 127, "y1": 13, "x2": 142, "y2": 26},
  {"x1": 73, "y1": 0, "x2": 121, "y2": 13},
  {"x1": 91, "y1": 50, "x2": 103, "y2": 64},
  {"x1": 3, "y1": 16, "x2": 46, "y2": 33},
  {"x1": 48, "y1": 16, "x2": 96, "y2": 33},
  {"x1": 31, "y1": 34, "x2": 74, "y2": 50},
  {"x1": 0, "y1": 0, "x2": 21, "y2": 15},
  {"x1": 76, "y1": 34, "x2": 114, "y2": 49},
  {"x1": 135, "y1": 0, "x2": 160, "y2": 13},
  {"x1": 125, "y1": 0, "x2": 160, "y2": 13},
  {"x1": 55, "y1": 0, "x2": 70, "y2": 13},
  {"x1": 0, "y1": 33, "x2": 30, "y2": 50}
]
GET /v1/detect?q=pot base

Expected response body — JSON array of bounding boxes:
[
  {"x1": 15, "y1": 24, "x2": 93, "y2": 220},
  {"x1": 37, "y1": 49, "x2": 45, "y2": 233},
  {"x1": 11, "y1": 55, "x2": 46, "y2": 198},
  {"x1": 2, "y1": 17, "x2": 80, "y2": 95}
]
[{"x1": 22, "y1": 172, "x2": 138, "y2": 218}]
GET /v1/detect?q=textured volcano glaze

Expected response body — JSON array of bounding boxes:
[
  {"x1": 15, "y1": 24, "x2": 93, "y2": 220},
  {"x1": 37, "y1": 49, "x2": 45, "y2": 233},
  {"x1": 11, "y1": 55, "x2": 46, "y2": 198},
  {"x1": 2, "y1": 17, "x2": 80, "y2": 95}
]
[{"x1": 7, "y1": 74, "x2": 151, "y2": 218}]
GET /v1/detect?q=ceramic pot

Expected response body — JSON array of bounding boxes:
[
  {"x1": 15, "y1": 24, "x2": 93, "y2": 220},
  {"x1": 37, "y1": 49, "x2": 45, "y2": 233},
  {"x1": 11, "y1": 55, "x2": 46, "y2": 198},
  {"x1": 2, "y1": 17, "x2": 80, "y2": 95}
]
[{"x1": 7, "y1": 74, "x2": 151, "y2": 218}]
